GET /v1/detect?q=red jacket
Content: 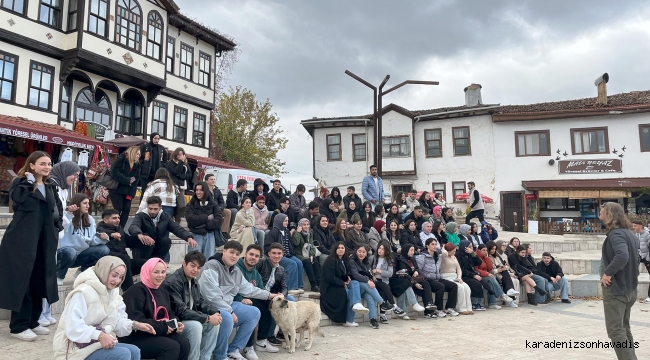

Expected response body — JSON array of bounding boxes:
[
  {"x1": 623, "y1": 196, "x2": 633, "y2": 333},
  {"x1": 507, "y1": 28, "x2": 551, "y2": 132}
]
[{"x1": 475, "y1": 252, "x2": 494, "y2": 277}]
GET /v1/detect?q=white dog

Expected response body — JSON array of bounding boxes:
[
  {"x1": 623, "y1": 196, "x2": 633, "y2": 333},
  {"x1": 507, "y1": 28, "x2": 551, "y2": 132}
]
[{"x1": 269, "y1": 295, "x2": 323, "y2": 353}]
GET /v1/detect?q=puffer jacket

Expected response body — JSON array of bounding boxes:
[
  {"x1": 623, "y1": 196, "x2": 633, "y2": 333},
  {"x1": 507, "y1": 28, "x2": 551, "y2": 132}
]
[
  {"x1": 252, "y1": 205, "x2": 270, "y2": 231},
  {"x1": 636, "y1": 228, "x2": 650, "y2": 261},
  {"x1": 415, "y1": 251, "x2": 442, "y2": 281},
  {"x1": 185, "y1": 198, "x2": 223, "y2": 235},
  {"x1": 475, "y1": 251, "x2": 494, "y2": 277}
]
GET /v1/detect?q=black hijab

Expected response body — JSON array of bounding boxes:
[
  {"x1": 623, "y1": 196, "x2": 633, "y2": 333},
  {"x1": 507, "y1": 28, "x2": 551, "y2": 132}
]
[{"x1": 319, "y1": 198, "x2": 337, "y2": 226}]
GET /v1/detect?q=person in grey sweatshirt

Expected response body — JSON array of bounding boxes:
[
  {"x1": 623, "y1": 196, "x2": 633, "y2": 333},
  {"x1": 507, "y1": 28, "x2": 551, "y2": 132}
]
[
  {"x1": 598, "y1": 202, "x2": 639, "y2": 360},
  {"x1": 632, "y1": 220, "x2": 650, "y2": 303}
]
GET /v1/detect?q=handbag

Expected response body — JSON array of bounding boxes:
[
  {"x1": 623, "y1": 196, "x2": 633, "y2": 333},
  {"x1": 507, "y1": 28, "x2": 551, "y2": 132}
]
[
  {"x1": 412, "y1": 275, "x2": 425, "y2": 283},
  {"x1": 86, "y1": 148, "x2": 107, "y2": 180},
  {"x1": 96, "y1": 169, "x2": 118, "y2": 190},
  {"x1": 175, "y1": 186, "x2": 186, "y2": 208},
  {"x1": 302, "y1": 242, "x2": 322, "y2": 258},
  {"x1": 93, "y1": 185, "x2": 109, "y2": 205}
]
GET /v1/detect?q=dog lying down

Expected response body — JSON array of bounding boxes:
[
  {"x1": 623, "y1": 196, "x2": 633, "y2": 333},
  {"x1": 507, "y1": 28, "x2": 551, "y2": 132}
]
[{"x1": 269, "y1": 295, "x2": 324, "y2": 353}]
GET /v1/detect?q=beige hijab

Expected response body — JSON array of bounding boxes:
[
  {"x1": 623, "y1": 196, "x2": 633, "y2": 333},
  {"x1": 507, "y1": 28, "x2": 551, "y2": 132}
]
[{"x1": 94, "y1": 256, "x2": 126, "y2": 288}]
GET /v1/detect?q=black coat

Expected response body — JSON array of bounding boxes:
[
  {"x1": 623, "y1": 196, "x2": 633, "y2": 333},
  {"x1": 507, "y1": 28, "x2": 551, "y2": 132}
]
[
  {"x1": 390, "y1": 254, "x2": 416, "y2": 297},
  {"x1": 342, "y1": 195, "x2": 362, "y2": 214},
  {"x1": 139, "y1": 141, "x2": 168, "y2": 178},
  {"x1": 185, "y1": 199, "x2": 223, "y2": 235},
  {"x1": 109, "y1": 153, "x2": 141, "y2": 197},
  {"x1": 128, "y1": 211, "x2": 192, "y2": 241},
  {"x1": 404, "y1": 212, "x2": 426, "y2": 231},
  {"x1": 256, "y1": 258, "x2": 288, "y2": 296},
  {"x1": 162, "y1": 267, "x2": 219, "y2": 323},
  {"x1": 121, "y1": 282, "x2": 178, "y2": 340},
  {"x1": 97, "y1": 221, "x2": 127, "y2": 254},
  {"x1": 211, "y1": 186, "x2": 226, "y2": 209},
  {"x1": 226, "y1": 190, "x2": 249, "y2": 209},
  {"x1": 266, "y1": 189, "x2": 284, "y2": 212},
  {"x1": 248, "y1": 178, "x2": 270, "y2": 204},
  {"x1": 320, "y1": 258, "x2": 350, "y2": 324},
  {"x1": 537, "y1": 257, "x2": 565, "y2": 278},
  {"x1": 0, "y1": 177, "x2": 63, "y2": 311},
  {"x1": 456, "y1": 251, "x2": 482, "y2": 280},
  {"x1": 400, "y1": 229, "x2": 423, "y2": 252},
  {"x1": 385, "y1": 212, "x2": 403, "y2": 226},
  {"x1": 269, "y1": 208, "x2": 296, "y2": 227},
  {"x1": 165, "y1": 160, "x2": 192, "y2": 187},
  {"x1": 433, "y1": 230, "x2": 448, "y2": 246},
  {"x1": 264, "y1": 227, "x2": 293, "y2": 256},
  {"x1": 508, "y1": 254, "x2": 533, "y2": 278},
  {"x1": 313, "y1": 226, "x2": 336, "y2": 256}
]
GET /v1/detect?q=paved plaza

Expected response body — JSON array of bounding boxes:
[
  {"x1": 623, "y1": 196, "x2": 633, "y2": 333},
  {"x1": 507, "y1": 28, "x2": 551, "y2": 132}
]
[{"x1": 1, "y1": 299, "x2": 649, "y2": 359}]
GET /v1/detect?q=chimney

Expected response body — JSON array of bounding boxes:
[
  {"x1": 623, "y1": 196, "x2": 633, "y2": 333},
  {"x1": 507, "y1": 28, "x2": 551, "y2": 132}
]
[
  {"x1": 594, "y1": 73, "x2": 609, "y2": 105},
  {"x1": 464, "y1": 83, "x2": 483, "y2": 107}
]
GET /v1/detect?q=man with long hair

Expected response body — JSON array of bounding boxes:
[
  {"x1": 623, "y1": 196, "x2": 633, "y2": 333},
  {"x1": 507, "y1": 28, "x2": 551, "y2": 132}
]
[{"x1": 599, "y1": 202, "x2": 639, "y2": 359}]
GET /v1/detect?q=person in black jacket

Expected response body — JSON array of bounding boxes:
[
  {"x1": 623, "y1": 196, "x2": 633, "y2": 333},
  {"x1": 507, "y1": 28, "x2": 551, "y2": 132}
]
[
  {"x1": 400, "y1": 220, "x2": 423, "y2": 254},
  {"x1": 139, "y1": 132, "x2": 168, "y2": 194},
  {"x1": 263, "y1": 213, "x2": 304, "y2": 293},
  {"x1": 256, "y1": 243, "x2": 290, "y2": 298},
  {"x1": 122, "y1": 258, "x2": 190, "y2": 360},
  {"x1": 266, "y1": 179, "x2": 285, "y2": 213},
  {"x1": 166, "y1": 148, "x2": 193, "y2": 188},
  {"x1": 455, "y1": 240, "x2": 488, "y2": 311},
  {"x1": 404, "y1": 206, "x2": 426, "y2": 231},
  {"x1": 97, "y1": 209, "x2": 142, "y2": 290},
  {"x1": 342, "y1": 186, "x2": 363, "y2": 215},
  {"x1": 314, "y1": 215, "x2": 336, "y2": 266},
  {"x1": 205, "y1": 173, "x2": 231, "y2": 240},
  {"x1": 537, "y1": 252, "x2": 571, "y2": 303},
  {"x1": 395, "y1": 245, "x2": 436, "y2": 317},
  {"x1": 163, "y1": 251, "x2": 221, "y2": 360},
  {"x1": 109, "y1": 146, "x2": 142, "y2": 229},
  {"x1": 268, "y1": 196, "x2": 296, "y2": 227},
  {"x1": 185, "y1": 182, "x2": 223, "y2": 259},
  {"x1": 227, "y1": 179, "x2": 249, "y2": 228},
  {"x1": 248, "y1": 178, "x2": 269, "y2": 204},
  {"x1": 508, "y1": 245, "x2": 549, "y2": 306},
  {"x1": 128, "y1": 196, "x2": 197, "y2": 262}
]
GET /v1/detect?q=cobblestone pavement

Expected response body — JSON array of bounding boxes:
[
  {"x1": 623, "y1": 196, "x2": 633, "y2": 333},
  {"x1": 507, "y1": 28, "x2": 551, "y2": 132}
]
[{"x1": 2, "y1": 299, "x2": 649, "y2": 359}]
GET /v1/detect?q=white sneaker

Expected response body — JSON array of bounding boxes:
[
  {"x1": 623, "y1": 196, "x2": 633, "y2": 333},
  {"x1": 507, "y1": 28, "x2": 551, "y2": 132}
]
[
  {"x1": 412, "y1": 303, "x2": 425, "y2": 312},
  {"x1": 501, "y1": 294, "x2": 514, "y2": 303},
  {"x1": 643, "y1": 297, "x2": 650, "y2": 304},
  {"x1": 435, "y1": 310, "x2": 447, "y2": 318},
  {"x1": 507, "y1": 289, "x2": 520, "y2": 296},
  {"x1": 401, "y1": 315, "x2": 411, "y2": 320},
  {"x1": 446, "y1": 309, "x2": 459, "y2": 316},
  {"x1": 352, "y1": 303, "x2": 369, "y2": 314},
  {"x1": 254, "y1": 339, "x2": 279, "y2": 353},
  {"x1": 38, "y1": 319, "x2": 50, "y2": 327},
  {"x1": 10, "y1": 329, "x2": 37, "y2": 341},
  {"x1": 242, "y1": 346, "x2": 259, "y2": 360},
  {"x1": 57, "y1": 278, "x2": 64, "y2": 286},
  {"x1": 488, "y1": 304, "x2": 502, "y2": 310},
  {"x1": 343, "y1": 321, "x2": 359, "y2": 327},
  {"x1": 227, "y1": 349, "x2": 247, "y2": 360},
  {"x1": 46, "y1": 317, "x2": 57, "y2": 325},
  {"x1": 74, "y1": 269, "x2": 82, "y2": 278},
  {"x1": 506, "y1": 301, "x2": 519, "y2": 308},
  {"x1": 287, "y1": 289, "x2": 302, "y2": 296},
  {"x1": 31, "y1": 325, "x2": 50, "y2": 335}
]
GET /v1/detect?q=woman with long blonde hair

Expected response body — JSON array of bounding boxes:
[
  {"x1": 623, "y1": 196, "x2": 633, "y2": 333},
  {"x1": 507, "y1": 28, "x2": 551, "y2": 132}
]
[
  {"x1": 109, "y1": 146, "x2": 141, "y2": 228},
  {"x1": 0, "y1": 151, "x2": 63, "y2": 341}
]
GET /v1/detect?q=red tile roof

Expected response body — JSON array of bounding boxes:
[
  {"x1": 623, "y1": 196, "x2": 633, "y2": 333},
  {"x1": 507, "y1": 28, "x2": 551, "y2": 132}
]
[{"x1": 496, "y1": 90, "x2": 650, "y2": 115}]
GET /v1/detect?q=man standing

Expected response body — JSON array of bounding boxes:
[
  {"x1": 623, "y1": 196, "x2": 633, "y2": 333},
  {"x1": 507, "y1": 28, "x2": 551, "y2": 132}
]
[
  {"x1": 537, "y1": 252, "x2": 571, "y2": 303},
  {"x1": 164, "y1": 250, "x2": 222, "y2": 360},
  {"x1": 465, "y1": 181, "x2": 485, "y2": 224},
  {"x1": 289, "y1": 184, "x2": 307, "y2": 222},
  {"x1": 138, "y1": 132, "x2": 168, "y2": 193},
  {"x1": 362, "y1": 165, "x2": 384, "y2": 210},
  {"x1": 632, "y1": 220, "x2": 650, "y2": 303},
  {"x1": 266, "y1": 179, "x2": 285, "y2": 213},
  {"x1": 198, "y1": 241, "x2": 281, "y2": 360},
  {"x1": 343, "y1": 186, "x2": 362, "y2": 212},
  {"x1": 599, "y1": 202, "x2": 639, "y2": 360},
  {"x1": 205, "y1": 174, "x2": 231, "y2": 239},
  {"x1": 227, "y1": 179, "x2": 249, "y2": 229}
]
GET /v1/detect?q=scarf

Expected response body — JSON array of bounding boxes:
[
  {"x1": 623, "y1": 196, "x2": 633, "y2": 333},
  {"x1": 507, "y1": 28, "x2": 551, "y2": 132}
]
[
  {"x1": 273, "y1": 213, "x2": 288, "y2": 231},
  {"x1": 422, "y1": 222, "x2": 433, "y2": 236},
  {"x1": 49, "y1": 161, "x2": 80, "y2": 190},
  {"x1": 432, "y1": 205, "x2": 442, "y2": 217},
  {"x1": 140, "y1": 258, "x2": 167, "y2": 289},
  {"x1": 150, "y1": 209, "x2": 163, "y2": 227},
  {"x1": 446, "y1": 222, "x2": 460, "y2": 246},
  {"x1": 458, "y1": 239, "x2": 472, "y2": 254},
  {"x1": 319, "y1": 198, "x2": 337, "y2": 225},
  {"x1": 400, "y1": 244, "x2": 413, "y2": 260},
  {"x1": 298, "y1": 218, "x2": 310, "y2": 235},
  {"x1": 94, "y1": 255, "x2": 126, "y2": 288},
  {"x1": 373, "y1": 220, "x2": 385, "y2": 234},
  {"x1": 496, "y1": 240, "x2": 506, "y2": 255},
  {"x1": 459, "y1": 224, "x2": 471, "y2": 237}
]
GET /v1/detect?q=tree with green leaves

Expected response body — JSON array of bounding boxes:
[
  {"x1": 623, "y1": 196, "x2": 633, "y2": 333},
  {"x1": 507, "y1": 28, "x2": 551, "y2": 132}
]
[{"x1": 210, "y1": 86, "x2": 288, "y2": 177}]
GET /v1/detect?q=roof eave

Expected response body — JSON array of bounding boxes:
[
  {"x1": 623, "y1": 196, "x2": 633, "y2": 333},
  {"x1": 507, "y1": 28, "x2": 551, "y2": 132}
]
[
  {"x1": 414, "y1": 105, "x2": 501, "y2": 121},
  {"x1": 169, "y1": 14, "x2": 237, "y2": 51},
  {"x1": 493, "y1": 104, "x2": 650, "y2": 122}
]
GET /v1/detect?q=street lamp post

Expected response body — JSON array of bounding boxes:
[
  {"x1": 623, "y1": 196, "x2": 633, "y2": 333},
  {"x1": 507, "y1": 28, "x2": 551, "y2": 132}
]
[{"x1": 345, "y1": 71, "x2": 439, "y2": 177}]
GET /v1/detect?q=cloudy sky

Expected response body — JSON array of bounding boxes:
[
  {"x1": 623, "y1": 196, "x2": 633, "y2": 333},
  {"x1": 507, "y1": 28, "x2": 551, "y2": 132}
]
[{"x1": 178, "y1": 0, "x2": 650, "y2": 192}]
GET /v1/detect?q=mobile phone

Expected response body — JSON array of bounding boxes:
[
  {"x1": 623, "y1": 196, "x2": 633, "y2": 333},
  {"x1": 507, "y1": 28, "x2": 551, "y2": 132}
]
[{"x1": 166, "y1": 319, "x2": 178, "y2": 329}]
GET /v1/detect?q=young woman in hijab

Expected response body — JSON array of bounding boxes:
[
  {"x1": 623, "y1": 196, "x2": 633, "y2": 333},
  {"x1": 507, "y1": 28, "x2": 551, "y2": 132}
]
[
  {"x1": 445, "y1": 222, "x2": 461, "y2": 246},
  {"x1": 400, "y1": 220, "x2": 423, "y2": 253},
  {"x1": 314, "y1": 215, "x2": 336, "y2": 266},
  {"x1": 430, "y1": 205, "x2": 443, "y2": 224},
  {"x1": 416, "y1": 238, "x2": 460, "y2": 317},
  {"x1": 367, "y1": 220, "x2": 389, "y2": 251},
  {"x1": 319, "y1": 198, "x2": 338, "y2": 231},
  {"x1": 138, "y1": 168, "x2": 178, "y2": 217},
  {"x1": 418, "y1": 191, "x2": 433, "y2": 213},
  {"x1": 441, "y1": 243, "x2": 473, "y2": 315},
  {"x1": 359, "y1": 201, "x2": 375, "y2": 232},
  {"x1": 394, "y1": 245, "x2": 435, "y2": 317},
  {"x1": 348, "y1": 245, "x2": 399, "y2": 329},
  {"x1": 371, "y1": 241, "x2": 406, "y2": 323},
  {"x1": 53, "y1": 256, "x2": 155, "y2": 360},
  {"x1": 385, "y1": 219, "x2": 401, "y2": 253},
  {"x1": 330, "y1": 187, "x2": 344, "y2": 211},
  {"x1": 292, "y1": 218, "x2": 321, "y2": 292},
  {"x1": 39, "y1": 161, "x2": 80, "y2": 327},
  {"x1": 319, "y1": 241, "x2": 369, "y2": 327},
  {"x1": 442, "y1": 207, "x2": 455, "y2": 225},
  {"x1": 385, "y1": 204, "x2": 404, "y2": 229},
  {"x1": 419, "y1": 222, "x2": 435, "y2": 248},
  {"x1": 458, "y1": 223, "x2": 472, "y2": 243},
  {"x1": 0, "y1": 151, "x2": 63, "y2": 341},
  {"x1": 185, "y1": 181, "x2": 222, "y2": 258},
  {"x1": 475, "y1": 244, "x2": 517, "y2": 309},
  {"x1": 346, "y1": 218, "x2": 373, "y2": 253},
  {"x1": 505, "y1": 237, "x2": 520, "y2": 257},
  {"x1": 486, "y1": 241, "x2": 521, "y2": 303},
  {"x1": 467, "y1": 222, "x2": 484, "y2": 249},
  {"x1": 455, "y1": 240, "x2": 488, "y2": 311},
  {"x1": 122, "y1": 258, "x2": 189, "y2": 359},
  {"x1": 265, "y1": 213, "x2": 305, "y2": 293},
  {"x1": 230, "y1": 197, "x2": 256, "y2": 253},
  {"x1": 338, "y1": 199, "x2": 360, "y2": 223},
  {"x1": 432, "y1": 220, "x2": 448, "y2": 246}
]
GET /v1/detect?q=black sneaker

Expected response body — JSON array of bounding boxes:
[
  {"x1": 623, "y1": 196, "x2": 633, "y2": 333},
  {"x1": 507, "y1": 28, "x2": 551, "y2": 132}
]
[
  {"x1": 561, "y1": 299, "x2": 572, "y2": 304},
  {"x1": 392, "y1": 306, "x2": 405, "y2": 315},
  {"x1": 267, "y1": 336, "x2": 282, "y2": 347},
  {"x1": 370, "y1": 318, "x2": 379, "y2": 329},
  {"x1": 312, "y1": 285, "x2": 320, "y2": 292},
  {"x1": 380, "y1": 302, "x2": 393, "y2": 312},
  {"x1": 222, "y1": 231, "x2": 231, "y2": 240},
  {"x1": 379, "y1": 314, "x2": 389, "y2": 324},
  {"x1": 425, "y1": 303, "x2": 437, "y2": 310},
  {"x1": 424, "y1": 313, "x2": 437, "y2": 319},
  {"x1": 276, "y1": 330, "x2": 285, "y2": 340}
]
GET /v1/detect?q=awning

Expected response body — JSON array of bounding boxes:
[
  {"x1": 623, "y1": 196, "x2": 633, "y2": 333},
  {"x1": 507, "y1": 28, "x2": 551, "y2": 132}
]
[
  {"x1": 0, "y1": 115, "x2": 118, "y2": 153},
  {"x1": 104, "y1": 136, "x2": 147, "y2": 148},
  {"x1": 522, "y1": 178, "x2": 650, "y2": 191},
  {"x1": 186, "y1": 154, "x2": 242, "y2": 170},
  {"x1": 538, "y1": 190, "x2": 569, "y2": 198}
]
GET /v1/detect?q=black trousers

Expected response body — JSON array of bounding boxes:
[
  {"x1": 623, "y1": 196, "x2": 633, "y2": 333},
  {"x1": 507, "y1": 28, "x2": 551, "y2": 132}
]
[
  {"x1": 412, "y1": 280, "x2": 433, "y2": 311},
  {"x1": 465, "y1": 209, "x2": 485, "y2": 224},
  {"x1": 249, "y1": 298, "x2": 275, "y2": 343},
  {"x1": 10, "y1": 290, "x2": 42, "y2": 333},
  {"x1": 374, "y1": 280, "x2": 395, "y2": 305},
  {"x1": 425, "y1": 278, "x2": 458, "y2": 310},
  {"x1": 301, "y1": 258, "x2": 321, "y2": 289},
  {"x1": 124, "y1": 333, "x2": 190, "y2": 360},
  {"x1": 499, "y1": 272, "x2": 515, "y2": 293},
  {"x1": 463, "y1": 277, "x2": 485, "y2": 298},
  {"x1": 127, "y1": 235, "x2": 172, "y2": 262},
  {"x1": 109, "y1": 192, "x2": 133, "y2": 229},
  {"x1": 140, "y1": 176, "x2": 154, "y2": 195}
]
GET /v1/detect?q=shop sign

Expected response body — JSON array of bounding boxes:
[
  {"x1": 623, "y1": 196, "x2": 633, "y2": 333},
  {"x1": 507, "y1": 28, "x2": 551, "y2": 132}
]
[
  {"x1": 0, "y1": 124, "x2": 101, "y2": 151},
  {"x1": 525, "y1": 193, "x2": 537, "y2": 200},
  {"x1": 558, "y1": 159, "x2": 622, "y2": 174}
]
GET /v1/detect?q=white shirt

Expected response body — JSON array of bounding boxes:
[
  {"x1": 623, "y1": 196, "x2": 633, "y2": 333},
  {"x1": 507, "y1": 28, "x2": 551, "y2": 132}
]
[{"x1": 373, "y1": 177, "x2": 378, "y2": 191}]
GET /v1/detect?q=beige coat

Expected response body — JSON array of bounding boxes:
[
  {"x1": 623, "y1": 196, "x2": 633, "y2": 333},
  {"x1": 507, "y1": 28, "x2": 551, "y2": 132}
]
[{"x1": 230, "y1": 208, "x2": 256, "y2": 255}]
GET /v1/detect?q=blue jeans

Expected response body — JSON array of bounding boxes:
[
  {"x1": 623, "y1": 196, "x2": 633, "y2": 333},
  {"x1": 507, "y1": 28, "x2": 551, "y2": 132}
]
[
  {"x1": 531, "y1": 274, "x2": 553, "y2": 303},
  {"x1": 182, "y1": 320, "x2": 219, "y2": 360},
  {"x1": 483, "y1": 276, "x2": 505, "y2": 305},
  {"x1": 56, "y1": 245, "x2": 110, "y2": 279},
  {"x1": 213, "y1": 302, "x2": 261, "y2": 360},
  {"x1": 396, "y1": 287, "x2": 418, "y2": 311},
  {"x1": 192, "y1": 232, "x2": 216, "y2": 259},
  {"x1": 39, "y1": 299, "x2": 51, "y2": 322},
  {"x1": 255, "y1": 229, "x2": 266, "y2": 249},
  {"x1": 358, "y1": 282, "x2": 384, "y2": 320},
  {"x1": 85, "y1": 343, "x2": 140, "y2": 360},
  {"x1": 162, "y1": 205, "x2": 175, "y2": 217},
  {"x1": 280, "y1": 256, "x2": 304, "y2": 290},
  {"x1": 345, "y1": 280, "x2": 362, "y2": 323},
  {"x1": 550, "y1": 277, "x2": 569, "y2": 299}
]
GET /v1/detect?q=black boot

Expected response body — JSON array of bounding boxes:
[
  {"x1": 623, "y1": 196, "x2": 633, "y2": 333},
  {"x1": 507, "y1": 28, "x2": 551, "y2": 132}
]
[
  {"x1": 534, "y1": 286, "x2": 547, "y2": 296},
  {"x1": 528, "y1": 294, "x2": 538, "y2": 306}
]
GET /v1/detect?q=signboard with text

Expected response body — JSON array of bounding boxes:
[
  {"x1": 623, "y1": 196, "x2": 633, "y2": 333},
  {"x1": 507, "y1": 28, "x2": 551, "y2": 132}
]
[{"x1": 558, "y1": 159, "x2": 622, "y2": 174}]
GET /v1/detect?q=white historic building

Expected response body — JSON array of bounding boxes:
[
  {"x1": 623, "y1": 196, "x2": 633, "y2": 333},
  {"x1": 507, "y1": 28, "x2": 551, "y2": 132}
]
[
  {"x1": 302, "y1": 82, "x2": 650, "y2": 232},
  {"x1": 0, "y1": 0, "x2": 235, "y2": 162}
]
